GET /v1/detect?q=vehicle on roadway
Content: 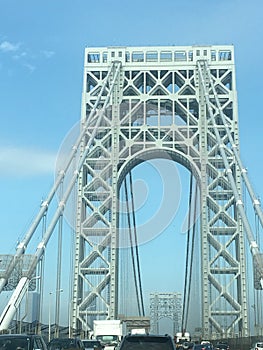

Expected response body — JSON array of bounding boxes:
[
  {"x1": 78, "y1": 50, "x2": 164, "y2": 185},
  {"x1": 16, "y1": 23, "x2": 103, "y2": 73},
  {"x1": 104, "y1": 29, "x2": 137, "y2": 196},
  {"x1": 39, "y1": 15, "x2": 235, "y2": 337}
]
[
  {"x1": 250, "y1": 342, "x2": 263, "y2": 350},
  {"x1": 48, "y1": 338, "x2": 85, "y2": 350},
  {"x1": 215, "y1": 342, "x2": 229, "y2": 350},
  {"x1": 82, "y1": 339, "x2": 104, "y2": 350},
  {"x1": 175, "y1": 332, "x2": 191, "y2": 349},
  {"x1": 182, "y1": 342, "x2": 195, "y2": 350},
  {"x1": 93, "y1": 320, "x2": 127, "y2": 350},
  {"x1": 118, "y1": 333, "x2": 176, "y2": 350},
  {"x1": 0, "y1": 333, "x2": 47, "y2": 350},
  {"x1": 192, "y1": 343, "x2": 213, "y2": 350}
]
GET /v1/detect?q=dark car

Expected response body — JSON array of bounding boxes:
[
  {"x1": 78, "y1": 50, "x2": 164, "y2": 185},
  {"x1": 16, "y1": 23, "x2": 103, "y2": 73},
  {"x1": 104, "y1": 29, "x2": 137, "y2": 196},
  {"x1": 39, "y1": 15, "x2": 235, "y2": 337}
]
[
  {"x1": 82, "y1": 340, "x2": 104, "y2": 350},
  {"x1": 193, "y1": 344, "x2": 213, "y2": 350},
  {"x1": 119, "y1": 334, "x2": 176, "y2": 350},
  {"x1": 215, "y1": 343, "x2": 229, "y2": 350},
  {"x1": 48, "y1": 338, "x2": 84, "y2": 350},
  {"x1": 183, "y1": 342, "x2": 195, "y2": 350},
  {"x1": 0, "y1": 333, "x2": 47, "y2": 350}
]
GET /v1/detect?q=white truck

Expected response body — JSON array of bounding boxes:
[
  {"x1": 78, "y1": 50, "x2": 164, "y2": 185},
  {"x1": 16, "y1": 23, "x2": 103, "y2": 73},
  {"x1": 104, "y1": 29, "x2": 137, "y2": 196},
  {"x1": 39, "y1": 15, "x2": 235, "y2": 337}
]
[
  {"x1": 175, "y1": 332, "x2": 191, "y2": 349},
  {"x1": 93, "y1": 320, "x2": 127, "y2": 350},
  {"x1": 130, "y1": 328, "x2": 146, "y2": 334}
]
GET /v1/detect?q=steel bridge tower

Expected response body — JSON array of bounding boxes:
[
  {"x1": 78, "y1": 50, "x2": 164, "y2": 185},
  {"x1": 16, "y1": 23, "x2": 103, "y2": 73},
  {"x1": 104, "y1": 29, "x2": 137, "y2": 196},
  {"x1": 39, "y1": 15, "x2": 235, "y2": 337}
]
[
  {"x1": 71, "y1": 45, "x2": 248, "y2": 338},
  {"x1": 150, "y1": 292, "x2": 182, "y2": 334}
]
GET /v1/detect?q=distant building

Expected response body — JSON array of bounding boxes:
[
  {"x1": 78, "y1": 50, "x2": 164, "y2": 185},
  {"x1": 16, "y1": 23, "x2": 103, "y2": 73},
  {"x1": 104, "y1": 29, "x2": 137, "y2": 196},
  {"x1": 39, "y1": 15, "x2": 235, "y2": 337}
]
[{"x1": 26, "y1": 292, "x2": 40, "y2": 323}]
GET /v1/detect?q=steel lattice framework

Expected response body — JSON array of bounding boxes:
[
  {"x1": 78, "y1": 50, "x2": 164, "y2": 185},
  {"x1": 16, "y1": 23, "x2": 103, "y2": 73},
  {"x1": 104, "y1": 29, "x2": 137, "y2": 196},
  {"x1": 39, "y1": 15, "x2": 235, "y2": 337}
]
[{"x1": 71, "y1": 45, "x2": 248, "y2": 338}]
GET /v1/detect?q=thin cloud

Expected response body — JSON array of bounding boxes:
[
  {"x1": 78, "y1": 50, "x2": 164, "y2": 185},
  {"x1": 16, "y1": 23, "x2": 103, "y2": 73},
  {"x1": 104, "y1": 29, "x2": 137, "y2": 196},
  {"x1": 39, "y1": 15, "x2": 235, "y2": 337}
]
[
  {"x1": 0, "y1": 146, "x2": 57, "y2": 177},
  {"x1": 0, "y1": 38, "x2": 55, "y2": 74},
  {"x1": 23, "y1": 63, "x2": 36, "y2": 73},
  {"x1": 13, "y1": 51, "x2": 27, "y2": 60},
  {"x1": 0, "y1": 40, "x2": 20, "y2": 53},
  {"x1": 42, "y1": 50, "x2": 55, "y2": 59}
]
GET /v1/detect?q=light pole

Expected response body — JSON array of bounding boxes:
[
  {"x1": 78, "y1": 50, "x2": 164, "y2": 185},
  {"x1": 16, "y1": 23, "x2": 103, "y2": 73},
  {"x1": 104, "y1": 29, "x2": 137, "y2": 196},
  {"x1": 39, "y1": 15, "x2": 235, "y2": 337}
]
[
  {"x1": 85, "y1": 308, "x2": 88, "y2": 339},
  {"x1": 48, "y1": 292, "x2": 52, "y2": 342},
  {"x1": 69, "y1": 300, "x2": 72, "y2": 338},
  {"x1": 55, "y1": 288, "x2": 63, "y2": 338}
]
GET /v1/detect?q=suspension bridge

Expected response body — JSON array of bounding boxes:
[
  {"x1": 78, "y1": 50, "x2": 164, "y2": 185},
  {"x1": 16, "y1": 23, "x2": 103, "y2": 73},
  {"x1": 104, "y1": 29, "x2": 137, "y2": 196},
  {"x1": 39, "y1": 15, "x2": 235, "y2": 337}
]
[{"x1": 0, "y1": 45, "x2": 263, "y2": 342}]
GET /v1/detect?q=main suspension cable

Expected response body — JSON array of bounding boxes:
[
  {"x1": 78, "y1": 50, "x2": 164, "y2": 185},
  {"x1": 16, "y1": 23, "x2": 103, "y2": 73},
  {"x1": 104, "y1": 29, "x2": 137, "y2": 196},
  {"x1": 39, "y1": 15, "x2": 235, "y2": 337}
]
[
  {"x1": 204, "y1": 60, "x2": 263, "y2": 229},
  {"x1": 197, "y1": 60, "x2": 263, "y2": 285}
]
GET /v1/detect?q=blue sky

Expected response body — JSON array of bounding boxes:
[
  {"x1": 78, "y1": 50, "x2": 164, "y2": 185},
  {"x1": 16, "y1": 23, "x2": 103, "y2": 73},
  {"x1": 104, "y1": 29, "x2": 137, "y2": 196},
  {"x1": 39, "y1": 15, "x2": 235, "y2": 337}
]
[{"x1": 0, "y1": 0, "x2": 263, "y2": 329}]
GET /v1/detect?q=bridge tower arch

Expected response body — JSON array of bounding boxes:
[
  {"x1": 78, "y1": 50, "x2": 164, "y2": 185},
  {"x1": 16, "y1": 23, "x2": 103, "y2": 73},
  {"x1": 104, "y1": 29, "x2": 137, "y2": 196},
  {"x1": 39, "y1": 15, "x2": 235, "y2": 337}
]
[{"x1": 71, "y1": 45, "x2": 248, "y2": 339}]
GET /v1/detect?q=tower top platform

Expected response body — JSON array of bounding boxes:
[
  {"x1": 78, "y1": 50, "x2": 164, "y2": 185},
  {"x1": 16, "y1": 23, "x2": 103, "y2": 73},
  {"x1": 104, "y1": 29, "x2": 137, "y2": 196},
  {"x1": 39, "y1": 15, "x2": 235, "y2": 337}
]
[{"x1": 84, "y1": 45, "x2": 234, "y2": 66}]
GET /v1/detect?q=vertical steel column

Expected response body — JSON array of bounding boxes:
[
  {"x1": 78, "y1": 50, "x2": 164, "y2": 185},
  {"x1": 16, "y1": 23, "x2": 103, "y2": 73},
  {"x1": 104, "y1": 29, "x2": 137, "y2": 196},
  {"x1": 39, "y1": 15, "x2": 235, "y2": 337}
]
[
  {"x1": 109, "y1": 61, "x2": 123, "y2": 318},
  {"x1": 197, "y1": 62, "x2": 210, "y2": 338}
]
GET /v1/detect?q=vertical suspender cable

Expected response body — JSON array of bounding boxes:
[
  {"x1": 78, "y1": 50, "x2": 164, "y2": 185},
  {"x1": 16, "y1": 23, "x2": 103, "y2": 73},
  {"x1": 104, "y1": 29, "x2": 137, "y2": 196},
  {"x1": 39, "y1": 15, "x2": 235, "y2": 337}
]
[
  {"x1": 184, "y1": 181, "x2": 198, "y2": 330},
  {"x1": 123, "y1": 177, "x2": 142, "y2": 316},
  {"x1": 129, "y1": 171, "x2": 145, "y2": 317},
  {"x1": 182, "y1": 173, "x2": 193, "y2": 332},
  {"x1": 38, "y1": 213, "x2": 47, "y2": 333},
  {"x1": 55, "y1": 214, "x2": 63, "y2": 336}
]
